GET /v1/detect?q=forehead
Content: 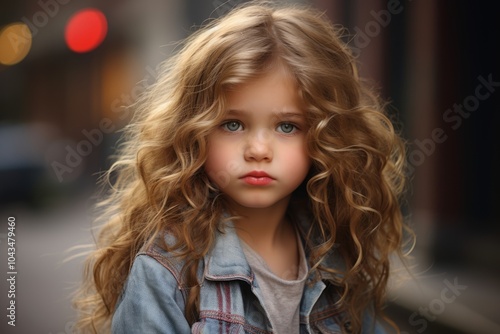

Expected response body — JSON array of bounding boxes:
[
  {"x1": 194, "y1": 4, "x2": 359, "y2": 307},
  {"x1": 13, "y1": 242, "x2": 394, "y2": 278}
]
[{"x1": 224, "y1": 68, "x2": 304, "y2": 115}]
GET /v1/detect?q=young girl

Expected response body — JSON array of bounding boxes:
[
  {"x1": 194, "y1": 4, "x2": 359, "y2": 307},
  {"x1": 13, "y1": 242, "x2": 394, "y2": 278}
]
[{"x1": 74, "y1": 1, "x2": 410, "y2": 333}]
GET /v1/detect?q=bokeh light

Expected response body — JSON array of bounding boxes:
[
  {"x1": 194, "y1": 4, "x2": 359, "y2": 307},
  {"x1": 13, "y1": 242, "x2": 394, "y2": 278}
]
[
  {"x1": 0, "y1": 22, "x2": 32, "y2": 65},
  {"x1": 65, "y1": 8, "x2": 107, "y2": 53}
]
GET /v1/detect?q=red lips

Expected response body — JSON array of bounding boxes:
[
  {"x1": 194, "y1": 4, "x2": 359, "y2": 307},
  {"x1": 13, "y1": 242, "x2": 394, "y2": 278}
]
[{"x1": 240, "y1": 171, "x2": 274, "y2": 185}]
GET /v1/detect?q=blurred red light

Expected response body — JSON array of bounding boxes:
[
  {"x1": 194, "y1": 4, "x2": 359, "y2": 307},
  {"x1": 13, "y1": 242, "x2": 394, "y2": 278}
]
[{"x1": 65, "y1": 8, "x2": 107, "y2": 53}]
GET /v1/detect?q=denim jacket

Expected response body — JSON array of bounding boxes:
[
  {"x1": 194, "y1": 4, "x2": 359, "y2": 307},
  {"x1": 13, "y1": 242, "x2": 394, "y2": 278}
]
[{"x1": 112, "y1": 221, "x2": 387, "y2": 333}]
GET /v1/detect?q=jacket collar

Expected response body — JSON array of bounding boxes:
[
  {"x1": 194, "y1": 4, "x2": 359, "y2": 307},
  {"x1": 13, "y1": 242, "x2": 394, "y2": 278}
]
[
  {"x1": 202, "y1": 218, "x2": 344, "y2": 284},
  {"x1": 203, "y1": 220, "x2": 254, "y2": 284}
]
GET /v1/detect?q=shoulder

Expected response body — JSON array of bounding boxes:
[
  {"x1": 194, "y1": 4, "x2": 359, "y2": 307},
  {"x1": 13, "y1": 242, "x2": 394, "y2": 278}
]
[
  {"x1": 138, "y1": 236, "x2": 190, "y2": 289},
  {"x1": 123, "y1": 230, "x2": 207, "y2": 296},
  {"x1": 111, "y1": 235, "x2": 193, "y2": 333},
  {"x1": 116, "y1": 241, "x2": 190, "y2": 307}
]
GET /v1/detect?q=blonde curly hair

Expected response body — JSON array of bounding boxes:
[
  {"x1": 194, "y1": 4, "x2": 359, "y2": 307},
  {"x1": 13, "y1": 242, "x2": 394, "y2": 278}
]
[{"x1": 74, "y1": 1, "x2": 411, "y2": 332}]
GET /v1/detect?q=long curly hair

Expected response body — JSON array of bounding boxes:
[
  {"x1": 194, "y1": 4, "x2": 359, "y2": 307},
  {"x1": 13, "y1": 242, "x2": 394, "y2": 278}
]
[{"x1": 74, "y1": 1, "x2": 411, "y2": 332}]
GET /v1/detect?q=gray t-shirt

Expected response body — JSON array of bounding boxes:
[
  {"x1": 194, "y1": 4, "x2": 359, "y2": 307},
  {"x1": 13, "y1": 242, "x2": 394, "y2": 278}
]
[{"x1": 241, "y1": 234, "x2": 308, "y2": 334}]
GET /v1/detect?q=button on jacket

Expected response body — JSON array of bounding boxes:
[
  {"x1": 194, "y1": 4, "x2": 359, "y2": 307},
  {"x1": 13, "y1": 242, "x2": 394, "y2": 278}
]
[{"x1": 112, "y1": 221, "x2": 387, "y2": 333}]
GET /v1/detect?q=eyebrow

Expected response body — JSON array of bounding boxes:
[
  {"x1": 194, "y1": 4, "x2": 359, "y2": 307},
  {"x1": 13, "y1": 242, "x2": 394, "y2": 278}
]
[{"x1": 226, "y1": 109, "x2": 305, "y2": 119}]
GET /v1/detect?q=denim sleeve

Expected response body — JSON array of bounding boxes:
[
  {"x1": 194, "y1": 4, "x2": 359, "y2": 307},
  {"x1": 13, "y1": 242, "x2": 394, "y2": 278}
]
[{"x1": 111, "y1": 254, "x2": 191, "y2": 334}]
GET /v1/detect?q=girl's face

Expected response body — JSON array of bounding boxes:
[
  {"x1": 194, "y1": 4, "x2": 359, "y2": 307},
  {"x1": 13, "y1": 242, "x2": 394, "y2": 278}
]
[{"x1": 205, "y1": 68, "x2": 311, "y2": 211}]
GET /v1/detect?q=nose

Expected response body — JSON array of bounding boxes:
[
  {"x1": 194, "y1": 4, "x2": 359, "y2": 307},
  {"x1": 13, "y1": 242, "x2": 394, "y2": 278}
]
[{"x1": 244, "y1": 130, "x2": 273, "y2": 162}]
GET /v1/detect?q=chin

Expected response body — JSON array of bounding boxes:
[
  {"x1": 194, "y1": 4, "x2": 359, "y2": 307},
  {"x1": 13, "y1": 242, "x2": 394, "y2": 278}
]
[
  {"x1": 237, "y1": 201, "x2": 275, "y2": 209},
  {"x1": 232, "y1": 195, "x2": 289, "y2": 210}
]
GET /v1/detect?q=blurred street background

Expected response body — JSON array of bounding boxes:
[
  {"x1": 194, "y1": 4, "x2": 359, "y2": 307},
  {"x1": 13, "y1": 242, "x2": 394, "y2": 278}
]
[{"x1": 1, "y1": 0, "x2": 499, "y2": 333}]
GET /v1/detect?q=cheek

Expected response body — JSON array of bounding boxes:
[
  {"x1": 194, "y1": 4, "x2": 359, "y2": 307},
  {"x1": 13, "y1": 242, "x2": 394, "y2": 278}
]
[
  {"x1": 283, "y1": 145, "x2": 311, "y2": 180},
  {"x1": 205, "y1": 140, "x2": 225, "y2": 174},
  {"x1": 205, "y1": 138, "x2": 239, "y2": 188}
]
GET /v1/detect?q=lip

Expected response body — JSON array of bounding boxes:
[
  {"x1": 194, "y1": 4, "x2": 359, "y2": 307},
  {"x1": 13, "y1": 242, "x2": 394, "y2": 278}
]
[{"x1": 240, "y1": 171, "x2": 275, "y2": 186}]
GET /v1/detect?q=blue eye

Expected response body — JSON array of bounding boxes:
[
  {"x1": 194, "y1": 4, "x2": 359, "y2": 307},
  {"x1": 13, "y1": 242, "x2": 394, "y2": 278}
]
[
  {"x1": 277, "y1": 123, "x2": 296, "y2": 134},
  {"x1": 222, "y1": 121, "x2": 242, "y2": 132}
]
